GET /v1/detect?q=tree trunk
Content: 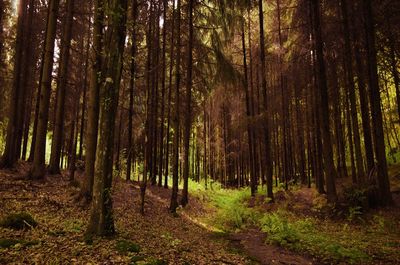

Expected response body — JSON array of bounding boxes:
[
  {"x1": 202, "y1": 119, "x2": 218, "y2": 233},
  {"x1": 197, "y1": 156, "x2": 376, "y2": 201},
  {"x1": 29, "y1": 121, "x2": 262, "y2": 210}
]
[
  {"x1": 30, "y1": 0, "x2": 60, "y2": 179},
  {"x1": 170, "y1": 0, "x2": 182, "y2": 213},
  {"x1": 258, "y1": 0, "x2": 273, "y2": 201},
  {"x1": 48, "y1": 0, "x2": 75, "y2": 174},
  {"x1": 362, "y1": 0, "x2": 392, "y2": 205},
  {"x1": 126, "y1": 0, "x2": 138, "y2": 182},
  {"x1": 181, "y1": 0, "x2": 194, "y2": 207},
  {"x1": 310, "y1": 0, "x2": 337, "y2": 203},
  {"x1": 1, "y1": 0, "x2": 28, "y2": 168},
  {"x1": 85, "y1": 0, "x2": 127, "y2": 237},
  {"x1": 81, "y1": 0, "x2": 104, "y2": 201}
]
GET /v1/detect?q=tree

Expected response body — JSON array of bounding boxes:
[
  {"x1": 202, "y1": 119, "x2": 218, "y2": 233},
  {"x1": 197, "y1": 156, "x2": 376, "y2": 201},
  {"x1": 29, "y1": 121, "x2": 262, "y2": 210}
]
[
  {"x1": 126, "y1": 0, "x2": 138, "y2": 182},
  {"x1": 1, "y1": 0, "x2": 28, "y2": 168},
  {"x1": 85, "y1": 0, "x2": 127, "y2": 237},
  {"x1": 258, "y1": 0, "x2": 273, "y2": 201},
  {"x1": 30, "y1": 0, "x2": 60, "y2": 179},
  {"x1": 181, "y1": 0, "x2": 194, "y2": 207},
  {"x1": 48, "y1": 0, "x2": 75, "y2": 174},
  {"x1": 170, "y1": 0, "x2": 182, "y2": 213},
  {"x1": 81, "y1": 0, "x2": 103, "y2": 201},
  {"x1": 310, "y1": 0, "x2": 337, "y2": 203},
  {"x1": 362, "y1": 0, "x2": 392, "y2": 205}
]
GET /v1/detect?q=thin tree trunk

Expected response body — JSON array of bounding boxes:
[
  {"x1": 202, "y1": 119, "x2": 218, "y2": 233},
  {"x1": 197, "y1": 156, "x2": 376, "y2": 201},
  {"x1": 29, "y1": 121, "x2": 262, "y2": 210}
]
[
  {"x1": 30, "y1": 0, "x2": 60, "y2": 179},
  {"x1": 362, "y1": 0, "x2": 392, "y2": 205},
  {"x1": 258, "y1": 0, "x2": 273, "y2": 200},
  {"x1": 126, "y1": 0, "x2": 138, "y2": 182},
  {"x1": 170, "y1": 0, "x2": 182, "y2": 213},
  {"x1": 311, "y1": 0, "x2": 337, "y2": 202},
  {"x1": 1, "y1": 0, "x2": 28, "y2": 168},
  {"x1": 181, "y1": 0, "x2": 194, "y2": 207},
  {"x1": 48, "y1": 0, "x2": 75, "y2": 174},
  {"x1": 81, "y1": 0, "x2": 103, "y2": 201}
]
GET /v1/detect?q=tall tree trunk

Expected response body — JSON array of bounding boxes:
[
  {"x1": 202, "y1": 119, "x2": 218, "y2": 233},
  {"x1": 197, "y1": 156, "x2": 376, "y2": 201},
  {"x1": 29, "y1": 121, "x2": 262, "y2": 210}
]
[
  {"x1": 48, "y1": 0, "x2": 75, "y2": 174},
  {"x1": 310, "y1": 0, "x2": 337, "y2": 203},
  {"x1": 126, "y1": 0, "x2": 138, "y2": 182},
  {"x1": 241, "y1": 19, "x2": 256, "y2": 195},
  {"x1": 21, "y1": 0, "x2": 36, "y2": 161},
  {"x1": 362, "y1": 0, "x2": 392, "y2": 205},
  {"x1": 85, "y1": 0, "x2": 127, "y2": 237},
  {"x1": 158, "y1": 0, "x2": 168, "y2": 187},
  {"x1": 164, "y1": 0, "x2": 175, "y2": 189},
  {"x1": 30, "y1": 0, "x2": 60, "y2": 179},
  {"x1": 170, "y1": 0, "x2": 182, "y2": 213},
  {"x1": 258, "y1": 0, "x2": 273, "y2": 201},
  {"x1": 181, "y1": 0, "x2": 194, "y2": 207},
  {"x1": 81, "y1": 0, "x2": 103, "y2": 201},
  {"x1": 340, "y1": 0, "x2": 365, "y2": 183},
  {"x1": 1, "y1": 0, "x2": 28, "y2": 168}
]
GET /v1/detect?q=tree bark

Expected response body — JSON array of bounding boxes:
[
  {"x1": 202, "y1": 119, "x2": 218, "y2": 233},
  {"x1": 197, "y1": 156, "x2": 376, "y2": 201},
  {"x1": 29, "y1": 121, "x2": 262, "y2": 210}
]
[
  {"x1": 310, "y1": 0, "x2": 337, "y2": 203},
  {"x1": 30, "y1": 0, "x2": 60, "y2": 179},
  {"x1": 181, "y1": 0, "x2": 194, "y2": 207},
  {"x1": 48, "y1": 0, "x2": 75, "y2": 174},
  {"x1": 81, "y1": 0, "x2": 103, "y2": 201},
  {"x1": 85, "y1": 0, "x2": 127, "y2": 237},
  {"x1": 362, "y1": 0, "x2": 392, "y2": 205},
  {"x1": 170, "y1": 0, "x2": 182, "y2": 213},
  {"x1": 258, "y1": 0, "x2": 273, "y2": 201}
]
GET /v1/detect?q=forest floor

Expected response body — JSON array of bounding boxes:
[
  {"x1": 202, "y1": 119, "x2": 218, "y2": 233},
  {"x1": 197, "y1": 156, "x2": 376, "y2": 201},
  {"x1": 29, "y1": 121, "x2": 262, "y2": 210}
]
[
  {"x1": 0, "y1": 162, "x2": 313, "y2": 265},
  {"x1": 1, "y1": 162, "x2": 400, "y2": 264}
]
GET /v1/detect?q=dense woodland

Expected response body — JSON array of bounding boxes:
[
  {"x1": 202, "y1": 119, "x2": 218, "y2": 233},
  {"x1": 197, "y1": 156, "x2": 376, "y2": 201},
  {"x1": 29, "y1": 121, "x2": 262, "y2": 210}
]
[{"x1": 0, "y1": 0, "x2": 400, "y2": 264}]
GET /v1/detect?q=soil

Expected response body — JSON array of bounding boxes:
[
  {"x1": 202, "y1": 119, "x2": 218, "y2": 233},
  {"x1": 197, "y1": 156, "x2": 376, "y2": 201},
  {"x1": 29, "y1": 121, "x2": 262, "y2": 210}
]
[{"x1": 0, "y1": 164, "x2": 318, "y2": 265}]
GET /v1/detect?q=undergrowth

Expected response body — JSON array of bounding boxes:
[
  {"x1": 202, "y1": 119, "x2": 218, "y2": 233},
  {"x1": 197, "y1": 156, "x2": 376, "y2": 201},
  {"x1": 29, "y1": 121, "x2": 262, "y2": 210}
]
[{"x1": 191, "y1": 181, "x2": 399, "y2": 264}]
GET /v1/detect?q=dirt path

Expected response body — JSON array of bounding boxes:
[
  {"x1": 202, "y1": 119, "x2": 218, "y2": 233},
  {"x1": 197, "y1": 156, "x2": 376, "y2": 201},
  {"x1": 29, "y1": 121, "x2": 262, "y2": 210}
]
[
  {"x1": 142, "y1": 184, "x2": 316, "y2": 265},
  {"x1": 229, "y1": 228, "x2": 314, "y2": 265}
]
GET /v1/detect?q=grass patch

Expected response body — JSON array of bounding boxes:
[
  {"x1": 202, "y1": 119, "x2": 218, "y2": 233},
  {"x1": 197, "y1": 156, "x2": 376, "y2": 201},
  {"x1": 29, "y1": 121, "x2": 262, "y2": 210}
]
[
  {"x1": 259, "y1": 210, "x2": 370, "y2": 264},
  {"x1": 0, "y1": 212, "x2": 37, "y2": 230},
  {"x1": 195, "y1": 186, "x2": 260, "y2": 231},
  {"x1": 63, "y1": 219, "x2": 84, "y2": 233},
  {"x1": 115, "y1": 240, "x2": 140, "y2": 254},
  {"x1": 0, "y1": 238, "x2": 39, "y2": 249},
  {"x1": 143, "y1": 258, "x2": 168, "y2": 265}
]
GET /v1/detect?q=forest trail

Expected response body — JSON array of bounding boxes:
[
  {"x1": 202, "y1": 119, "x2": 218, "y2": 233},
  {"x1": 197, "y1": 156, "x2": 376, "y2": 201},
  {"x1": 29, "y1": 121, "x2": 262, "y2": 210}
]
[
  {"x1": 0, "y1": 165, "x2": 315, "y2": 264},
  {"x1": 139, "y1": 183, "x2": 316, "y2": 265}
]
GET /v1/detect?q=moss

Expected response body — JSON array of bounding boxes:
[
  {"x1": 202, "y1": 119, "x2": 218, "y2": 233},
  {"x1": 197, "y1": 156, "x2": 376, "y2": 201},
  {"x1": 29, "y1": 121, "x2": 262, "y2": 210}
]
[
  {"x1": 130, "y1": 255, "x2": 145, "y2": 264},
  {"x1": 144, "y1": 258, "x2": 168, "y2": 265},
  {"x1": 115, "y1": 240, "x2": 140, "y2": 254},
  {"x1": 0, "y1": 238, "x2": 21, "y2": 248},
  {"x1": 0, "y1": 212, "x2": 37, "y2": 230},
  {"x1": 0, "y1": 238, "x2": 39, "y2": 249}
]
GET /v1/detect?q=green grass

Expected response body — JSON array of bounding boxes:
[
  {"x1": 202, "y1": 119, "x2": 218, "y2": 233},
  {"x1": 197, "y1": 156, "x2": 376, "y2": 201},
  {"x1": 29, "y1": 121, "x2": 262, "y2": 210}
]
[
  {"x1": 259, "y1": 210, "x2": 371, "y2": 264},
  {"x1": 189, "y1": 180, "x2": 400, "y2": 264}
]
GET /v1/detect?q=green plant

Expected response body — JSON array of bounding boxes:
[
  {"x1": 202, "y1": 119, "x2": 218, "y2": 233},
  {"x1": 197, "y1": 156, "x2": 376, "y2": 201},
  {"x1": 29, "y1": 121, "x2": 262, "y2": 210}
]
[
  {"x1": 144, "y1": 258, "x2": 168, "y2": 265},
  {"x1": 0, "y1": 212, "x2": 37, "y2": 230},
  {"x1": 347, "y1": 206, "x2": 363, "y2": 222},
  {"x1": 116, "y1": 240, "x2": 140, "y2": 254}
]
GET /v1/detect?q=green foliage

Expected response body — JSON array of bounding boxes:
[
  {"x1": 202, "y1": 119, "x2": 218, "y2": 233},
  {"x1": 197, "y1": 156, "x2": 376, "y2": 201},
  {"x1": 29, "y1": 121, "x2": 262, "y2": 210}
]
[
  {"x1": 199, "y1": 186, "x2": 260, "y2": 231},
  {"x1": 63, "y1": 219, "x2": 83, "y2": 233},
  {"x1": 259, "y1": 211, "x2": 370, "y2": 264},
  {"x1": 130, "y1": 255, "x2": 145, "y2": 264},
  {"x1": 346, "y1": 206, "x2": 363, "y2": 222},
  {"x1": 143, "y1": 258, "x2": 168, "y2": 265},
  {"x1": 343, "y1": 186, "x2": 368, "y2": 209},
  {"x1": 0, "y1": 238, "x2": 22, "y2": 248},
  {"x1": 0, "y1": 238, "x2": 39, "y2": 249},
  {"x1": 0, "y1": 212, "x2": 37, "y2": 230},
  {"x1": 115, "y1": 240, "x2": 140, "y2": 254}
]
